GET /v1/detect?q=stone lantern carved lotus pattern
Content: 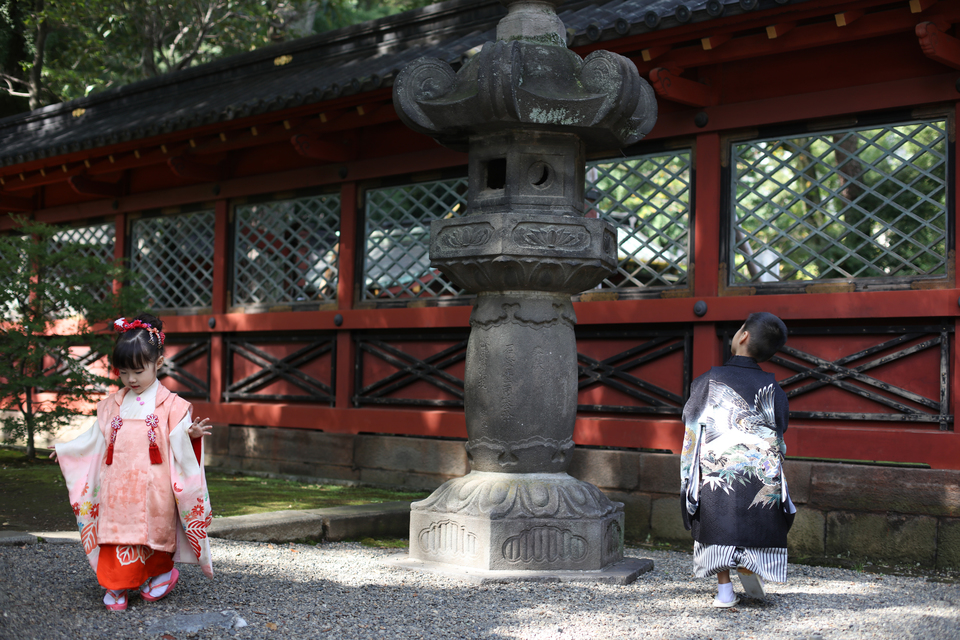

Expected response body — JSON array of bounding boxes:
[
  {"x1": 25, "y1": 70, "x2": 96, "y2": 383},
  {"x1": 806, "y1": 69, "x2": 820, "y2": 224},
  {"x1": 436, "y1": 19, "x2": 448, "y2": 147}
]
[
  {"x1": 413, "y1": 471, "x2": 621, "y2": 520},
  {"x1": 437, "y1": 223, "x2": 494, "y2": 249},
  {"x1": 431, "y1": 213, "x2": 618, "y2": 293}
]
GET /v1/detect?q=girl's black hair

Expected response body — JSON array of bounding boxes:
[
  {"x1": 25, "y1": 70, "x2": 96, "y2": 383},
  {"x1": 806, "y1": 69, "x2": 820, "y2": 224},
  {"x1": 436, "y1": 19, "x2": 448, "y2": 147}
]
[{"x1": 112, "y1": 313, "x2": 164, "y2": 370}]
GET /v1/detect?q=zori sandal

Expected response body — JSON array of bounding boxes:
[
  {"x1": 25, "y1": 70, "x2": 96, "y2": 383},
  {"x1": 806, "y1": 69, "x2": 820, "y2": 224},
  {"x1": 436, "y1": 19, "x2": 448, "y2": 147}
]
[
  {"x1": 737, "y1": 567, "x2": 766, "y2": 599},
  {"x1": 104, "y1": 589, "x2": 128, "y2": 611},
  {"x1": 713, "y1": 594, "x2": 740, "y2": 608},
  {"x1": 140, "y1": 568, "x2": 179, "y2": 602}
]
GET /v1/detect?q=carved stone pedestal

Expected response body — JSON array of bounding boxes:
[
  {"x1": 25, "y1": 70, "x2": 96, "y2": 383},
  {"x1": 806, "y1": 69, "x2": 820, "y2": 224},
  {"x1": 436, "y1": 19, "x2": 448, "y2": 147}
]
[{"x1": 410, "y1": 471, "x2": 623, "y2": 571}]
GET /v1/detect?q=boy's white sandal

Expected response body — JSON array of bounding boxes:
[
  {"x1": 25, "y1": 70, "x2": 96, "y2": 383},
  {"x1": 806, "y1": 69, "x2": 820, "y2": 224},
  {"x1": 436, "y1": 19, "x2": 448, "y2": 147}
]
[
  {"x1": 737, "y1": 567, "x2": 766, "y2": 599},
  {"x1": 713, "y1": 595, "x2": 740, "y2": 608}
]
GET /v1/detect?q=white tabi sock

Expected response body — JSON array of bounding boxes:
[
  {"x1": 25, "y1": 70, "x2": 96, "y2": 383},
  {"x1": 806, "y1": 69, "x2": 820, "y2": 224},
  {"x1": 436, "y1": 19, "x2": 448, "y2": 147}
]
[
  {"x1": 103, "y1": 589, "x2": 126, "y2": 606},
  {"x1": 144, "y1": 569, "x2": 174, "y2": 598},
  {"x1": 717, "y1": 582, "x2": 735, "y2": 603}
]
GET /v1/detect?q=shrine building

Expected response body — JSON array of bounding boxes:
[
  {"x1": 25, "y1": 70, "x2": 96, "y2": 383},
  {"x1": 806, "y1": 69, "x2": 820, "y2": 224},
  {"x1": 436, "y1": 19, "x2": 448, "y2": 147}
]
[{"x1": 2, "y1": 0, "x2": 959, "y2": 562}]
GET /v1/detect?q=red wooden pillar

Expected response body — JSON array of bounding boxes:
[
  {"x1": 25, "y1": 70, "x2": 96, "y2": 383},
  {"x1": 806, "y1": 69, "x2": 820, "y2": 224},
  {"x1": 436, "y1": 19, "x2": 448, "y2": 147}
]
[
  {"x1": 211, "y1": 200, "x2": 229, "y2": 315},
  {"x1": 112, "y1": 213, "x2": 126, "y2": 295},
  {"x1": 692, "y1": 132, "x2": 723, "y2": 378},
  {"x1": 209, "y1": 200, "x2": 229, "y2": 411},
  {"x1": 953, "y1": 103, "x2": 960, "y2": 431},
  {"x1": 335, "y1": 182, "x2": 358, "y2": 411}
]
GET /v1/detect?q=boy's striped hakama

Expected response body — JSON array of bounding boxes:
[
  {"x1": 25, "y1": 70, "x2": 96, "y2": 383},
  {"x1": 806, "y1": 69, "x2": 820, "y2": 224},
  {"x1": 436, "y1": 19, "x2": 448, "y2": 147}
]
[{"x1": 693, "y1": 542, "x2": 789, "y2": 583}]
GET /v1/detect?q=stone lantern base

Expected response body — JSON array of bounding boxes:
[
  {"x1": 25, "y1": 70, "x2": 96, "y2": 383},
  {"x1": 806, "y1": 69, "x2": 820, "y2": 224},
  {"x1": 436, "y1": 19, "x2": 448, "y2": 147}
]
[{"x1": 404, "y1": 471, "x2": 645, "y2": 575}]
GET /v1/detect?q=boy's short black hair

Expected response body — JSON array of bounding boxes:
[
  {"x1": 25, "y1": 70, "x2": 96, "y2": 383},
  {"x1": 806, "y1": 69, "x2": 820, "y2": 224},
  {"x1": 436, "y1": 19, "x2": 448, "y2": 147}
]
[
  {"x1": 742, "y1": 312, "x2": 787, "y2": 362},
  {"x1": 112, "y1": 313, "x2": 164, "y2": 370}
]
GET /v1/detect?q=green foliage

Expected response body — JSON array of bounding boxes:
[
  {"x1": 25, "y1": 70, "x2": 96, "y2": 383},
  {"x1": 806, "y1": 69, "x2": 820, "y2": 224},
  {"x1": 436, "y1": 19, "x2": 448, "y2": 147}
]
[
  {"x1": 314, "y1": 0, "x2": 432, "y2": 32},
  {"x1": 0, "y1": 0, "x2": 435, "y2": 114},
  {"x1": 588, "y1": 151, "x2": 691, "y2": 288},
  {"x1": 0, "y1": 215, "x2": 148, "y2": 458},
  {"x1": 733, "y1": 120, "x2": 948, "y2": 284},
  {"x1": 0, "y1": 0, "x2": 29, "y2": 115}
]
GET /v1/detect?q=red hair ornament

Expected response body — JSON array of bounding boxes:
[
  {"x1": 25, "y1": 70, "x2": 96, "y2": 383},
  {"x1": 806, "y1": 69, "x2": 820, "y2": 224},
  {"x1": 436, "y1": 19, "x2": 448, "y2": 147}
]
[{"x1": 113, "y1": 317, "x2": 165, "y2": 347}]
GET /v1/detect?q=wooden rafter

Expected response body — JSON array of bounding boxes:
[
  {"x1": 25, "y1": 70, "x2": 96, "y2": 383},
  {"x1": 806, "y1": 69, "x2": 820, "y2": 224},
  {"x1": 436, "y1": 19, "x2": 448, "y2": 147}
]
[
  {"x1": 167, "y1": 156, "x2": 224, "y2": 182},
  {"x1": 0, "y1": 191, "x2": 33, "y2": 211},
  {"x1": 835, "y1": 10, "x2": 864, "y2": 26},
  {"x1": 641, "y1": 45, "x2": 671, "y2": 62},
  {"x1": 0, "y1": 92, "x2": 398, "y2": 191},
  {"x1": 317, "y1": 109, "x2": 347, "y2": 124},
  {"x1": 701, "y1": 33, "x2": 731, "y2": 50},
  {"x1": 68, "y1": 175, "x2": 123, "y2": 198},
  {"x1": 189, "y1": 118, "x2": 306, "y2": 156},
  {"x1": 1, "y1": 163, "x2": 85, "y2": 191},
  {"x1": 291, "y1": 134, "x2": 353, "y2": 162},
  {"x1": 648, "y1": 68, "x2": 717, "y2": 107},
  {"x1": 916, "y1": 21, "x2": 960, "y2": 69},
  {"x1": 87, "y1": 146, "x2": 180, "y2": 176},
  {"x1": 630, "y1": 2, "x2": 960, "y2": 75},
  {"x1": 355, "y1": 102, "x2": 384, "y2": 117},
  {"x1": 766, "y1": 22, "x2": 796, "y2": 39}
]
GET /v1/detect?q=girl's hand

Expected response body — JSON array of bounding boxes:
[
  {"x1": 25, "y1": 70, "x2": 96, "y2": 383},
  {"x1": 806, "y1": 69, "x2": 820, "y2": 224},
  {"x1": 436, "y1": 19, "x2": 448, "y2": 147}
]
[
  {"x1": 188, "y1": 417, "x2": 212, "y2": 440},
  {"x1": 49, "y1": 450, "x2": 58, "y2": 463}
]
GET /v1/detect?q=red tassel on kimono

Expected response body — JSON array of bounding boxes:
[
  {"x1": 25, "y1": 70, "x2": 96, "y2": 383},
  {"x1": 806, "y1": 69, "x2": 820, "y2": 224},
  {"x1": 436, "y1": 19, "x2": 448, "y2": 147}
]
[
  {"x1": 107, "y1": 416, "x2": 122, "y2": 465},
  {"x1": 146, "y1": 414, "x2": 162, "y2": 464},
  {"x1": 149, "y1": 443, "x2": 163, "y2": 464}
]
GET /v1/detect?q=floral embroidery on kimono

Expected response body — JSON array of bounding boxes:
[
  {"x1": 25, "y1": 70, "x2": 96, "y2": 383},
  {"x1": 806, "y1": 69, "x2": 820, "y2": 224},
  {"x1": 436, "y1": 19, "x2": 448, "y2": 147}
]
[{"x1": 116, "y1": 545, "x2": 155, "y2": 566}]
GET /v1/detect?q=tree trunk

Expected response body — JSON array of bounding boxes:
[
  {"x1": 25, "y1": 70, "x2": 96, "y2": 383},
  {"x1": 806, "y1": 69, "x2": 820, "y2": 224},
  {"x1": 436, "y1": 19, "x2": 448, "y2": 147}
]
[
  {"x1": 24, "y1": 386, "x2": 35, "y2": 459},
  {"x1": 137, "y1": 9, "x2": 160, "y2": 77},
  {"x1": 28, "y1": 1, "x2": 47, "y2": 111}
]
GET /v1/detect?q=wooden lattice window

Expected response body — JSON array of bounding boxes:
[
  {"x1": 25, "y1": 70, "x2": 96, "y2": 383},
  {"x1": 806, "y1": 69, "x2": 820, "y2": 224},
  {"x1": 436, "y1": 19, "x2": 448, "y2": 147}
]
[
  {"x1": 586, "y1": 149, "x2": 692, "y2": 291},
  {"x1": 730, "y1": 117, "x2": 950, "y2": 289},
  {"x1": 131, "y1": 210, "x2": 215, "y2": 312}
]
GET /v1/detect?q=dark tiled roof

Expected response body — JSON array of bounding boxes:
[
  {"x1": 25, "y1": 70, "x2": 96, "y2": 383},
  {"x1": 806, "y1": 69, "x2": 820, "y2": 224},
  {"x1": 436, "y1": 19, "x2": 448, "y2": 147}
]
[{"x1": 0, "y1": 0, "x2": 812, "y2": 168}]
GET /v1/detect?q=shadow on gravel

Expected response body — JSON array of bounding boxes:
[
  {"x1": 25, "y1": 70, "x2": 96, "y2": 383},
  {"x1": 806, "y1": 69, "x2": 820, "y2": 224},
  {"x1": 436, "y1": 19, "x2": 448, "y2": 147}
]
[{"x1": 1, "y1": 542, "x2": 958, "y2": 640}]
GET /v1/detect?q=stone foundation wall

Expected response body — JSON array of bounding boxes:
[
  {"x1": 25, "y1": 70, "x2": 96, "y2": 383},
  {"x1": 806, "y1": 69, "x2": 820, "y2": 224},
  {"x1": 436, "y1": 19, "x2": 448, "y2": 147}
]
[
  {"x1": 207, "y1": 425, "x2": 469, "y2": 491},
  {"x1": 208, "y1": 425, "x2": 960, "y2": 570}
]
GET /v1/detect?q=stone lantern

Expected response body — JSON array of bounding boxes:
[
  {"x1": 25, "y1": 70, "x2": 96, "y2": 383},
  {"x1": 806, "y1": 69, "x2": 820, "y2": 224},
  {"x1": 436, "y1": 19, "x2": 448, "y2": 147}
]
[{"x1": 393, "y1": 0, "x2": 657, "y2": 576}]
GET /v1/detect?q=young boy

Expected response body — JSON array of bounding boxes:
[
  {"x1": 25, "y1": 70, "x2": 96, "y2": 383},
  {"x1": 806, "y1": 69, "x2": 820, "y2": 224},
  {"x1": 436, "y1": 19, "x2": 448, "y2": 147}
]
[{"x1": 679, "y1": 312, "x2": 795, "y2": 608}]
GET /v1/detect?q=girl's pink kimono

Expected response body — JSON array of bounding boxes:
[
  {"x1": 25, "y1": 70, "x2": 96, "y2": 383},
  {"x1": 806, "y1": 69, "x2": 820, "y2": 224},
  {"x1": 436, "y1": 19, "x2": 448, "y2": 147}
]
[{"x1": 55, "y1": 380, "x2": 213, "y2": 585}]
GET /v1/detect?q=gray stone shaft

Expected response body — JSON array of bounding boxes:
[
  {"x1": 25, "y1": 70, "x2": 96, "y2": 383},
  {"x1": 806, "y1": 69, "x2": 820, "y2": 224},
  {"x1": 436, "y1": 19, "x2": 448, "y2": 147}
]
[{"x1": 463, "y1": 292, "x2": 577, "y2": 474}]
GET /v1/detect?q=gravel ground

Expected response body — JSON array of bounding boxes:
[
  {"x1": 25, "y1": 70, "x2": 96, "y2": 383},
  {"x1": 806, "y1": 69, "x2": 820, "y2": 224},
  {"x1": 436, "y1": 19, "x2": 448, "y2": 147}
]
[{"x1": 1, "y1": 540, "x2": 958, "y2": 640}]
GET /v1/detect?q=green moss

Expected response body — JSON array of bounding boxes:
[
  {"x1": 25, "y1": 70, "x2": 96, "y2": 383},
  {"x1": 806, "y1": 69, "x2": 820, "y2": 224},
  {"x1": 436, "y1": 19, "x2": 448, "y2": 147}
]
[
  {"x1": 205, "y1": 471, "x2": 430, "y2": 518},
  {"x1": 358, "y1": 537, "x2": 409, "y2": 549},
  {"x1": 507, "y1": 33, "x2": 565, "y2": 47},
  {"x1": 0, "y1": 448, "x2": 429, "y2": 531},
  {"x1": 0, "y1": 448, "x2": 75, "y2": 531}
]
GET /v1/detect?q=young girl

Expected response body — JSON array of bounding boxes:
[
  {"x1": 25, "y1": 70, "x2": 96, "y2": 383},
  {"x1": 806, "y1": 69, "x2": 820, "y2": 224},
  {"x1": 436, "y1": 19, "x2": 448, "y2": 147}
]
[{"x1": 52, "y1": 313, "x2": 214, "y2": 611}]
